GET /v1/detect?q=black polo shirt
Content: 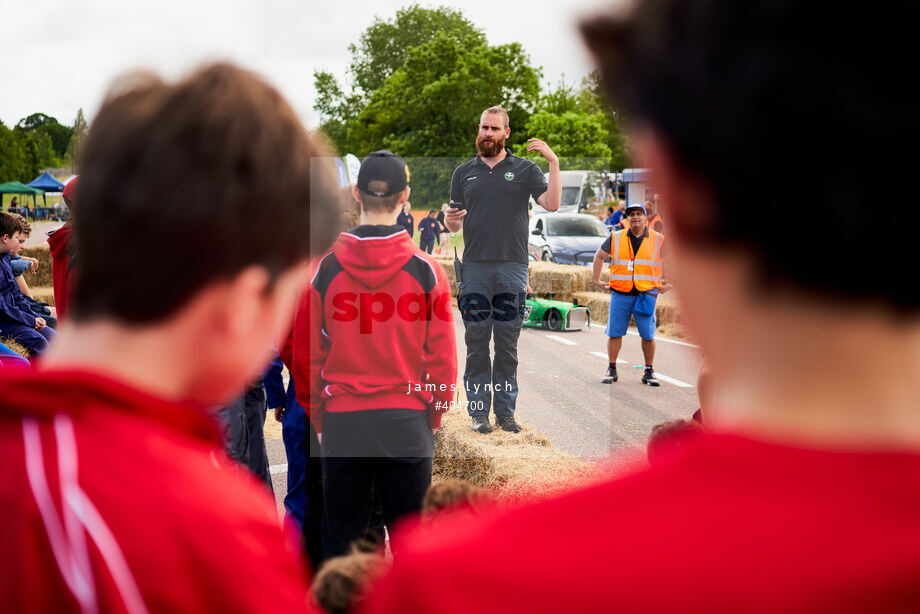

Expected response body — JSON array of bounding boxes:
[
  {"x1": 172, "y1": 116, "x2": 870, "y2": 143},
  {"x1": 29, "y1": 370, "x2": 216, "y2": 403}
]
[{"x1": 450, "y1": 148, "x2": 547, "y2": 263}]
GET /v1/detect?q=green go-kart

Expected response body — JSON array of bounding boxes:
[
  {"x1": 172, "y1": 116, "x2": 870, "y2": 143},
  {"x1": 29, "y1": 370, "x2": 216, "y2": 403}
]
[{"x1": 522, "y1": 293, "x2": 591, "y2": 332}]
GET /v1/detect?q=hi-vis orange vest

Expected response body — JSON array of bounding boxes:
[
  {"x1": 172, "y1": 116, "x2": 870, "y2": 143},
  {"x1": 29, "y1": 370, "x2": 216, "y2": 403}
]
[
  {"x1": 608, "y1": 229, "x2": 664, "y2": 292},
  {"x1": 648, "y1": 214, "x2": 664, "y2": 233}
]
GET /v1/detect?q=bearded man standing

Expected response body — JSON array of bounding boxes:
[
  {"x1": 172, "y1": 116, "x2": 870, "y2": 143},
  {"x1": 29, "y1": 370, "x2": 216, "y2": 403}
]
[{"x1": 445, "y1": 106, "x2": 561, "y2": 434}]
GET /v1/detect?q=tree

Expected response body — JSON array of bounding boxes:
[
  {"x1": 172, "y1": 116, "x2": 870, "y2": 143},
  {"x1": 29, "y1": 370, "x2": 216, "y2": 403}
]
[
  {"x1": 313, "y1": 4, "x2": 488, "y2": 155},
  {"x1": 348, "y1": 5, "x2": 484, "y2": 96},
  {"x1": 513, "y1": 110, "x2": 611, "y2": 171},
  {"x1": 67, "y1": 108, "x2": 88, "y2": 168},
  {"x1": 16, "y1": 112, "x2": 72, "y2": 163},
  {"x1": 578, "y1": 72, "x2": 631, "y2": 171},
  {"x1": 345, "y1": 33, "x2": 541, "y2": 206}
]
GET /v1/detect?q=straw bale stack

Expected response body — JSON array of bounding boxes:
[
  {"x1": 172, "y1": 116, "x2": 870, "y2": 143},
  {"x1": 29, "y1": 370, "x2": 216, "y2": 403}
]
[
  {"x1": 432, "y1": 386, "x2": 607, "y2": 501},
  {"x1": 20, "y1": 246, "x2": 53, "y2": 288}
]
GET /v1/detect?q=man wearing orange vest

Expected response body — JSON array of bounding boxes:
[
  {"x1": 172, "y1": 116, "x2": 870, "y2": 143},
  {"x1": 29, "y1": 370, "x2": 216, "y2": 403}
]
[{"x1": 593, "y1": 203, "x2": 671, "y2": 385}]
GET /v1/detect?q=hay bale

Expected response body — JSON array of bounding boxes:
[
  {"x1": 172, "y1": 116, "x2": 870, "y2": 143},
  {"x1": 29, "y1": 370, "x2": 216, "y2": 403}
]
[
  {"x1": 29, "y1": 286, "x2": 55, "y2": 307},
  {"x1": 433, "y1": 385, "x2": 605, "y2": 501},
  {"x1": 1, "y1": 337, "x2": 30, "y2": 358},
  {"x1": 571, "y1": 291, "x2": 612, "y2": 325},
  {"x1": 19, "y1": 246, "x2": 53, "y2": 288}
]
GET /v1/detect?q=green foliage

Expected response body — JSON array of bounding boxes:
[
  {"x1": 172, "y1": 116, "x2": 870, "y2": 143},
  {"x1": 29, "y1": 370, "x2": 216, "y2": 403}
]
[
  {"x1": 311, "y1": 6, "x2": 631, "y2": 205},
  {"x1": 579, "y1": 71, "x2": 631, "y2": 171},
  {"x1": 1, "y1": 111, "x2": 82, "y2": 183},
  {"x1": 315, "y1": 4, "x2": 485, "y2": 156},
  {"x1": 514, "y1": 110, "x2": 611, "y2": 171},
  {"x1": 0, "y1": 120, "x2": 34, "y2": 181},
  {"x1": 67, "y1": 108, "x2": 88, "y2": 167},
  {"x1": 15, "y1": 112, "x2": 73, "y2": 168}
]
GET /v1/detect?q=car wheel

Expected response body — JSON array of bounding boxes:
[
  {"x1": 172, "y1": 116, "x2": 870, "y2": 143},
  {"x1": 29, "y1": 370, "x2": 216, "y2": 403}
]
[
  {"x1": 541, "y1": 249, "x2": 553, "y2": 262},
  {"x1": 545, "y1": 309, "x2": 562, "y2": 331}
]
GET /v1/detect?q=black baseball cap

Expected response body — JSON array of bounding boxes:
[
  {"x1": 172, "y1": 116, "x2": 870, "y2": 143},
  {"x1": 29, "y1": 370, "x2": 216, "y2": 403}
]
[{"x1": 356, "y1": 150, "x2": 410, "y2": 197}]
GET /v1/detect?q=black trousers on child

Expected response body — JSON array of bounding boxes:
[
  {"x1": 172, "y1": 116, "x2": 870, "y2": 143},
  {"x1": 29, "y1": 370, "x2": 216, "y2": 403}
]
[{"x1": 320, "y1": 408, "x2": 433, "y2": 559}]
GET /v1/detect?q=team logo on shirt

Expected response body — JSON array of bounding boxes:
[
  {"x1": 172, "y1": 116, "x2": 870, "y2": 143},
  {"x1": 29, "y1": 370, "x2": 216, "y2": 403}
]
[{"x1": 504, "y1": 172, "x2": 514, "y2": 181}]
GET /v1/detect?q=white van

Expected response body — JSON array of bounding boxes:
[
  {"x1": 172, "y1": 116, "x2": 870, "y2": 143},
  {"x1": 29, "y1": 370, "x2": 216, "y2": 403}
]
[{"x1": 531, "y1": 170, "x2": 603, "y2": 214}]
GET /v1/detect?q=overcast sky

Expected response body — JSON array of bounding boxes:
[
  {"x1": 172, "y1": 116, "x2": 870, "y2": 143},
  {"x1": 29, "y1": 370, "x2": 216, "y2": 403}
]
[{"x1": 0, "y1": 0, "x2": 620, "y2": 131}]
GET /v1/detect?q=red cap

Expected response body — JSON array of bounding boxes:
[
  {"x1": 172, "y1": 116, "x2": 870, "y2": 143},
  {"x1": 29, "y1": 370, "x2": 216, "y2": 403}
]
[{"x1": 62, "y1": 176, "x2": 79, "y2": 210}]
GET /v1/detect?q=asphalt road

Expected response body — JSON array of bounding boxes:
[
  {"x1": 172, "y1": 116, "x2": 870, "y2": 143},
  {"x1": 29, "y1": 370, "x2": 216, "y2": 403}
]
[{"x1": 264, "y1": 307, "x2": 703, "y2": 512}]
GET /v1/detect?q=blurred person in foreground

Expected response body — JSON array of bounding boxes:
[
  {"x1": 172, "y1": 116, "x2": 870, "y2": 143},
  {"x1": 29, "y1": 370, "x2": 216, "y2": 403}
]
[
  {"x1": 360, "y1": 2, "x2": 920, "y2": 612},
  {"x1": 0, "y1": 63, "x2": 340, "y2": 611}
]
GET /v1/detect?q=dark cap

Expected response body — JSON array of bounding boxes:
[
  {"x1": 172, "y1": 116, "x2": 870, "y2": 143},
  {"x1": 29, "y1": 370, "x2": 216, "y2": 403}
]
[{"x1": 356, "y1": 150, "x2": 410, "y2": 197}]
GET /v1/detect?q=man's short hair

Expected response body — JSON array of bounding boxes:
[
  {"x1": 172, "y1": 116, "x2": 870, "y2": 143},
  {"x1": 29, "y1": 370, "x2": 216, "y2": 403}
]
[
  {"x1": 0, "y1": 211, "x2": 20, "y2": 238},
  {"x1": 581, "y1": 1, "x2": 919, "y2": 313},
  {"x1": 72, "y1": 63, "x2": 340, "y2": 324},
  {"x1": 481, "y1": 106, "x2": 510, "y2": 129}
]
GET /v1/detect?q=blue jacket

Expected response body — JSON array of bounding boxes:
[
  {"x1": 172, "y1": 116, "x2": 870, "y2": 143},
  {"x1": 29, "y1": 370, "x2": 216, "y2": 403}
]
[
  {"x1": 397, "y1": 211, "x2": 414, "y2": 238},
  {"x1": 418, "y1": 217, "x2": 440, "y2": 241},
  {"x1": 1, "y1": 256, "x2": 36, "y2": 327}
]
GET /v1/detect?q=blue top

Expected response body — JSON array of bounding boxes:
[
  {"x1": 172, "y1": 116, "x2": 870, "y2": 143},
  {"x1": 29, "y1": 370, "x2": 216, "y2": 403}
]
[
  {"x1": 418, "y1": 217, "x2": 440, "y2": 241},
  {"x1": 397, "y1": 211, "x2": 414, "y2": 238},
  {"x1": 611, "y1": 210, "x2": 624, "y2": 226},
  {"x1": 0, "y1": 256, "x2": 36, "y2": 327},
  {"x1": 9, "y1": 255, "x2": 31, "y2": 277}
]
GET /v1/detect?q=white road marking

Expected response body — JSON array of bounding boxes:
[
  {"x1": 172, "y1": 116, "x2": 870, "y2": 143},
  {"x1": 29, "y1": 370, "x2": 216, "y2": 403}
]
[
  {"x1": 270, "y1": 464, "x2": 288, "y2": 475},
  {"x1": 590, "y1": 351, "x2": 627, "y2": 363},
  {"x1": 652, "y1": 372, "x2": 694, "y2": 388},
  {"x1": 547, "y1": 335, "x2": 577, "y2": 346},
  {"x1": 625, "y1": 330, "x2": 700, "y2": 348}
]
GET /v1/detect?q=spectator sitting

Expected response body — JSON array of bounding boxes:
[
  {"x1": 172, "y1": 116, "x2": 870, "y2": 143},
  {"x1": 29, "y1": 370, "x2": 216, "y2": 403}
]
[
  {"x1": 311, "y1": 546, "x2": 388, "y2": 614},
  {"x1": 417, "y1": 209, "x2": 440, "y2": 254},
  {"x1": 0, "y1": 212, "x2": 55, "y2": 357},
  {"x1": 8, "y1": 216, "x2": 56, "y2": 329}
]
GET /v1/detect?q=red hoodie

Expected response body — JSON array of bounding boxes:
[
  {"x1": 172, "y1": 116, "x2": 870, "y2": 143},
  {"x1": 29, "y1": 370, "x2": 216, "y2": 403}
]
[
  {"x1": 47, "y1": 224, "x2": 73, "y2": 320},
  {"x1": 291, "y1": 225, "x2": 457, "y2": 434},
  {"x1": 0, "y1": 369, "x2": 313, "y2": 613},
  {"x1": 361, "y1": 433, "x2": 920, "y2": 614}
]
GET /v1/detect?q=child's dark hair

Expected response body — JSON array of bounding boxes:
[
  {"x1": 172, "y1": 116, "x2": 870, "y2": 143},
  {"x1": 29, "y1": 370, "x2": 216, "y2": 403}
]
[
  {"x1": 0, "y1": 212, "x2": 21, "y2": 238},
  {"x1": 311, "y1": 547, "x2": 387, "y2": 614},
  {"x1": 72, "y1": 62, "x2": 341, "y2": 324}
]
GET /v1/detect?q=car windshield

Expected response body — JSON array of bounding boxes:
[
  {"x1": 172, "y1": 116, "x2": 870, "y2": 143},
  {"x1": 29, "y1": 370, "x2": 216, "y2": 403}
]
[
  {"x1": 560, "y1": 186, "x2": 580, "y2": 207},
  {"x1": 547, "y1": 218, "x2": 608, "y2": 237}
]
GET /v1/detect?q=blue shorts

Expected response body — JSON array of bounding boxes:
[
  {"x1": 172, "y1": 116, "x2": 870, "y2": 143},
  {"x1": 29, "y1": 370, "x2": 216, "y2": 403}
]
[{"x1": 605, "y1": 291, "x2": 656, "y2": 340}]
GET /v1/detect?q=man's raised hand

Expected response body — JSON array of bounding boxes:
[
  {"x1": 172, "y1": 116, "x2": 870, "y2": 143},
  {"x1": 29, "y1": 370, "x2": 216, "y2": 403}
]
[{"x1": 526, "y1": 138, "x2": 558, "y2": 164}]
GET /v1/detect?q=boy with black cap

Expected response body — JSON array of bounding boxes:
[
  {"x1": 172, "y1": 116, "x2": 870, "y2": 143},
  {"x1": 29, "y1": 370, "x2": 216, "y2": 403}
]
[{"x1": 292, "y1": 150, "x2": 457, "y2": 559}]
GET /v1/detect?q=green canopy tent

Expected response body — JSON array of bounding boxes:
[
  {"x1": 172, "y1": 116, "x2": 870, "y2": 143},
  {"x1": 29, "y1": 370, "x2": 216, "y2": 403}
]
[{"x1": 0, "y1": 181, "x2": 44, "y2": 213}]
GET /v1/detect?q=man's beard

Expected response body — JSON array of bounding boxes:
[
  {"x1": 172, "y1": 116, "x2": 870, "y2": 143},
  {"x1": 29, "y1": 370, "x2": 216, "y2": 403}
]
[{"x1": 476, "y1": 134, "x2": 505, "y2": 157}]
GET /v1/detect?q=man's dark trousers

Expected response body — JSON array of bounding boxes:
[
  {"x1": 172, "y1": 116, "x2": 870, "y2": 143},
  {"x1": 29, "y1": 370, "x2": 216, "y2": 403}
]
[{"x1": 458, "y1": 260, "x2": 528, "y2": 419}]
